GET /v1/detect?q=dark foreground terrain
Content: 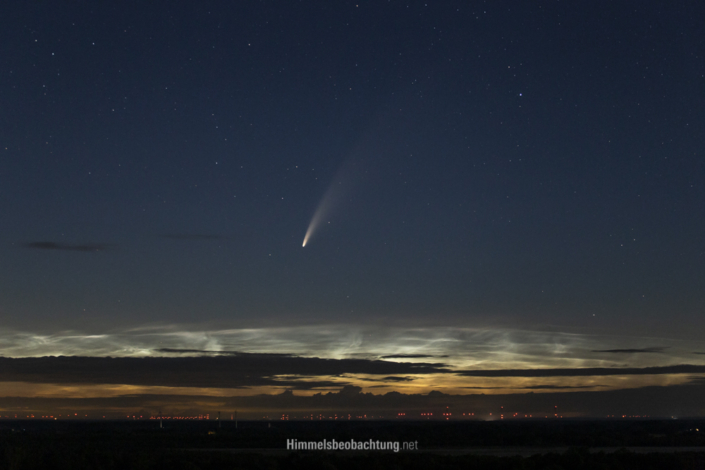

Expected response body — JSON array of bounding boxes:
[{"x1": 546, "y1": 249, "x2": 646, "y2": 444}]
[{"x1": 2, "y1": 419, "x2": 705, "y2": 469}]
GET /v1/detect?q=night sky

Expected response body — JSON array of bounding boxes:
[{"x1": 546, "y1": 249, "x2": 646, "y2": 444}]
[{"x1": 1, "y1": 1, "x2": 704, "y2": 418}]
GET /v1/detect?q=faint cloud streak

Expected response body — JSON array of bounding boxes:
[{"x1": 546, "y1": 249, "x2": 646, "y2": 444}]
[{"x1": 23, "y1": 242, "x2": 115, "y2": 252}]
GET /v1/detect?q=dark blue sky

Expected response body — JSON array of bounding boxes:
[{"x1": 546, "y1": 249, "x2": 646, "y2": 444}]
[{"x1": 1, "y1": 1, "x2": 703, "y2": 341}]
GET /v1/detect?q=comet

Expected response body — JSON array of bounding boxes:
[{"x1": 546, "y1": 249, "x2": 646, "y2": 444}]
[
  {"x1": 302, "y1": 158, "x2": 361, "y2": 247},
  {"x1": 301, "y1": 114, "x2": 388, "y2": 247},
  {"x1": 301, "y1": 178, "x2": 340, "y2": 247}
]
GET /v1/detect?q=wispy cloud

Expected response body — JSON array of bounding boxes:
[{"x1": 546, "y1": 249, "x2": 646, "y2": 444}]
[
  {"x1": 159, "y1": 234, "x2": 224, "y2": 241},
  {"x1": 23, "y1": 242, "x2": 114, "y2": 252}
]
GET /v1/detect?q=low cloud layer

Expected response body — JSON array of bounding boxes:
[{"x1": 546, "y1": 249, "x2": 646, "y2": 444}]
[
  {"x1": 0, "y1": 355, "x2": 448, "y2": 390},
  {"x1": 592, "y1": 347, "x2": 667, "y2": 354},
  {"x1": 155, "y1": 348, "x2": 243, "y2": 355},
  {"x1": 457, "y1": 365, "x2": 705, "y2": 377},
  {"x1": 1, "y1": 355, "x2": 704, "y2": 391},
  {"x1": 380, "y1": 354, "x2": 449, "y2": 359},
  {"x1": 2, "y1": 380, "x2": 704, "y2": 419}
]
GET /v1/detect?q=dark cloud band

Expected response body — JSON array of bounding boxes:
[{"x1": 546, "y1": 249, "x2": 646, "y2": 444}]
[
  {"x1": 458, "y1": 365, "x2": 705, "y2": 377},
  {"x1": 0, "y1": 355, "x2": 448, "y2": 389},
  {"x1": 380, "y1": 354, "x2": 449, "y2": 359},
  {"x1": 591, "y1": 347, "x2": 667, "y2": 354},
  {"x1": 23, "y1": 242, "x2": 114, "y2": 252}
]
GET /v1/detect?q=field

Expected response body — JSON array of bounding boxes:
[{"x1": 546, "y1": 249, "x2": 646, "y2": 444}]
[{"x1": 2, "y1": 419, "x2": 705, "y2": 469}]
